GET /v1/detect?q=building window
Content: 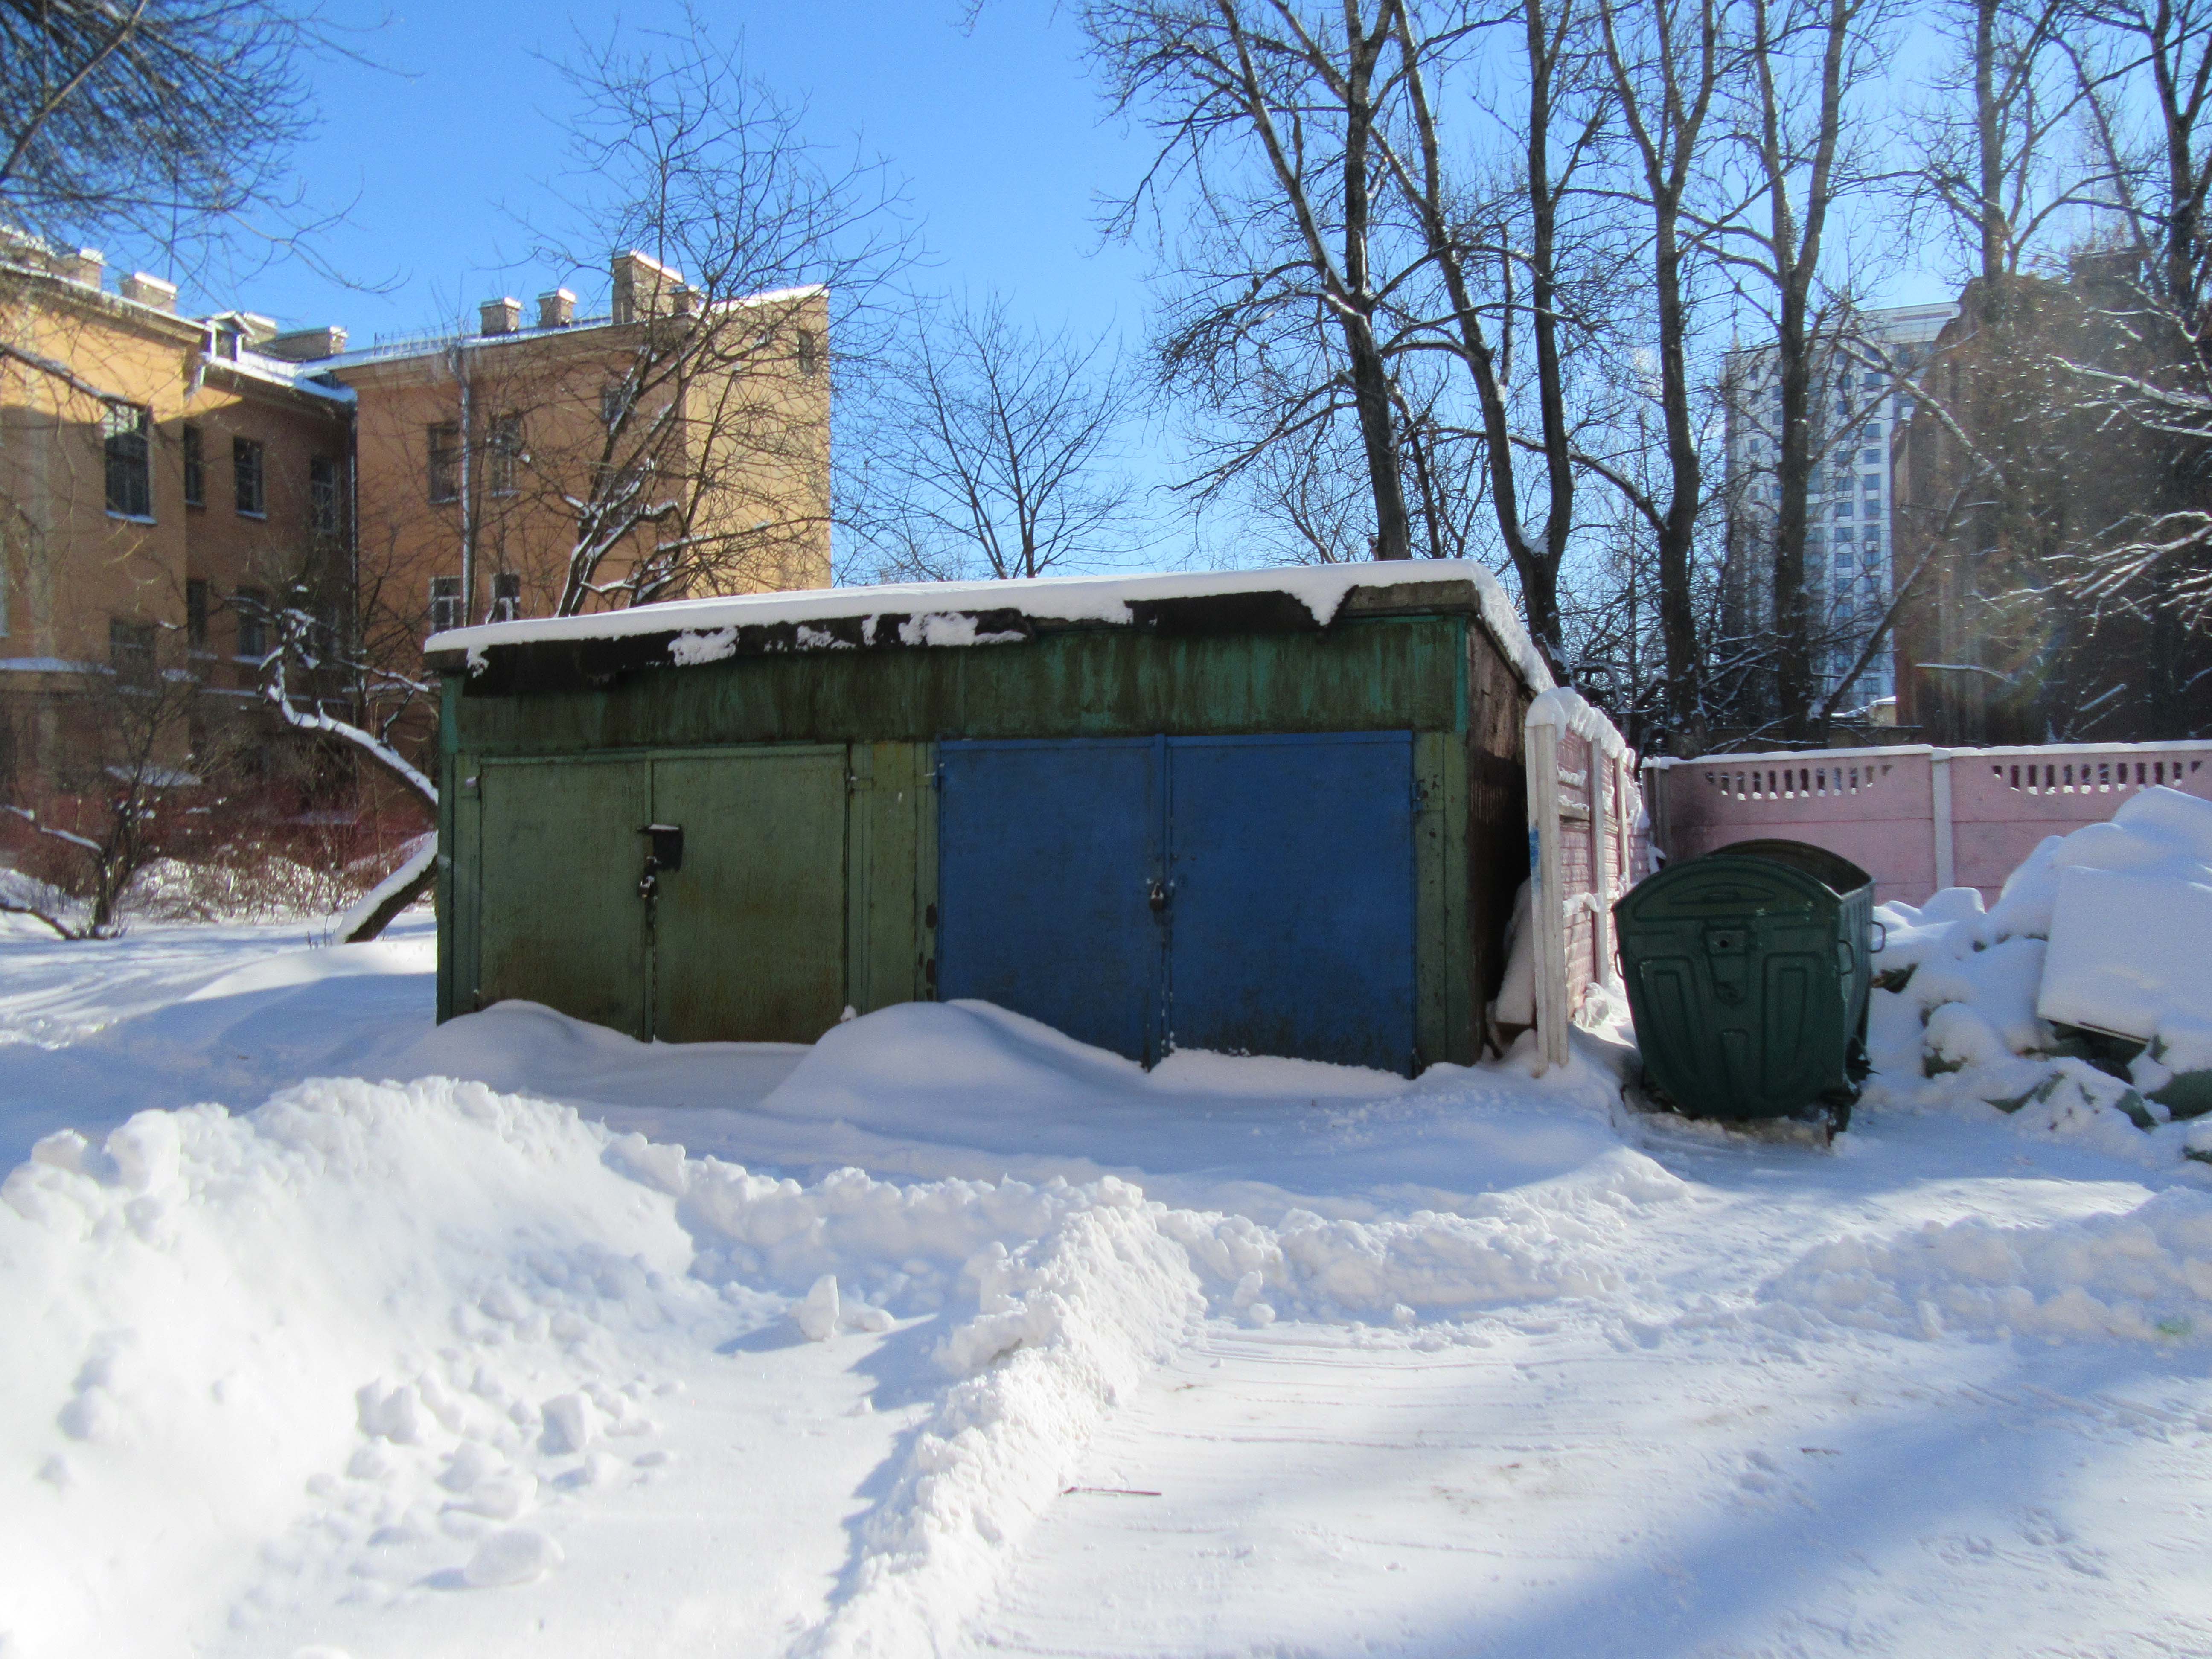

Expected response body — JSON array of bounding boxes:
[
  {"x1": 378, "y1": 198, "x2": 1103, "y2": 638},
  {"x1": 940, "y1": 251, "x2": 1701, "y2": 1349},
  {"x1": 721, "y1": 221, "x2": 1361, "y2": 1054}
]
[
  {"x1": 234, "y1": 586, "x2": 269, "y2": 659},
  {"x1": 104, "y1": 405, "x2": 153, "y2": 518},
  {"x1": 109, "y1": 618, "x2": 155, "y2": 684},
  {"x1": 486, "y1": 413, "x2": 523, "y2": 496},
  {"x1": 489, "y1": 571, "x2": 521, "y2": 623},
  {"x1": 797, "y1": 328, "x2": 820, "y2": 378},
  {"x1": 186, "y1": 579, "x2": 209, "y2": 647},
  {"x1": 1834, "y1": 500, "x2": 1854, "y2": 518},
  {"x1": 428, "y1": 423, "x2": 460, "y2": 503},
  {"x1": 233, "y1": 437, "x2": 265, "y2": 516},
  {"x1": 600, "y1": 384, "x2": 628, "y2": 431},
  {"x1": 429, "y1": 576, "x2": 464, "y2": 634},
  {"x1": 309, "y1": 456, "x2": 341, "y2": 534},
  {"x1": 182, "y1": 423, "x2": 204, "y2": 507}
]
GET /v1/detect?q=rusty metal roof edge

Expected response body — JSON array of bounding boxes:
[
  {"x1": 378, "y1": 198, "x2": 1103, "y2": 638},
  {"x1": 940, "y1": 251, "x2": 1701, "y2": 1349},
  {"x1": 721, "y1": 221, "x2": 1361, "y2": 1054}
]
[{"x1": 429, "y1": 580, "x2": 1502, "y2": 686}]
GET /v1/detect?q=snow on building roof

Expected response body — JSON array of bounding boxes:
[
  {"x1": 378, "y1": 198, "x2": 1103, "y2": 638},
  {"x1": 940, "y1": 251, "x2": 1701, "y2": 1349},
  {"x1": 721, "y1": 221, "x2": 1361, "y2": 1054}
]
[
  {"x1": 427, "y1": 560, "x2": 1554, "y2": 691},
  {"x1": 219, "y1": 346, "x2": 355, "y2": 403},
  {"x1": 314, "y1": 283, "x2": 830, "y2": 372}
]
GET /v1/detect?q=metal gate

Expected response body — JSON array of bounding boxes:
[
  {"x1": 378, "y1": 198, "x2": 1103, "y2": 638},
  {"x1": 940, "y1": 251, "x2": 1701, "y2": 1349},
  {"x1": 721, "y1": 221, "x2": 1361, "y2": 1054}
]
[
  {"x1": 478, "y1": 756, "x2": 649, "y2": 1036},
  {"x1": 937, "y1": 733, "x2": 1417, "y2": 1072},
  {"x1": 474, "y1": 747, "x2": 848, "y2": 1042},
  {"x1": 650, "y1": 748, "x2": 848, "y2": 1043}
]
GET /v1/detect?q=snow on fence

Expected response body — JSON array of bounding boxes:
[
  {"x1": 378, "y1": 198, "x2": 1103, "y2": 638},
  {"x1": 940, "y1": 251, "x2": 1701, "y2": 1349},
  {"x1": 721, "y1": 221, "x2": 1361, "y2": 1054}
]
[
  {"x1": 1524, "y1": 689, "x2": 1646, "y2": 1073},
  {"x1": 1644, "y1": 740, "x2": 2212, "y2": 909}
]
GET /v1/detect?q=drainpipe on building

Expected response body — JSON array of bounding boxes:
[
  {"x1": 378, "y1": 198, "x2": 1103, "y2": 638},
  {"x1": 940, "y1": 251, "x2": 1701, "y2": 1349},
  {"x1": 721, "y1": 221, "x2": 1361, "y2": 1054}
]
[
  {"x1": 456, "y1": 346, "x2": 474, "y2": 631},
  {"x1": 345, "y1": 398, "x2": 361, "y2": 687}
]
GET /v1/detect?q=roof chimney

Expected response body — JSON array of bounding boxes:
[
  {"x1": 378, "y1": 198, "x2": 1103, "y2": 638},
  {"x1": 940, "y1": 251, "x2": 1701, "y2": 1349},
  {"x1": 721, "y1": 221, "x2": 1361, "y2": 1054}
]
[
  {"x1": 537, "y1": 288, "x2": 576, "y2": 329},
  {"x1": 261, "y1": 324, "x2": 349, "y2": 361},
  {"x1": 479, "y1": 296, "x2": 522, "y2": 336},
  {"x1": 610, "y1": 250, "x2": 679, "y2": 324},
  {"x1": 119, "y1": 271, "x2": 178, "y2": 313},
  {"x1": 60, "y1": 248, "x2": 104, "y2": 288}
]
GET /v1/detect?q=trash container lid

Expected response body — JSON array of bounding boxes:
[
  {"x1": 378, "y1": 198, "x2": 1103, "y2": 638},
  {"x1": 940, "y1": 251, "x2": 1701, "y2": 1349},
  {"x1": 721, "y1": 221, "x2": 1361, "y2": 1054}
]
[{"x1": 1709, "y1": 838, "x2": 1871, "y2": 896}]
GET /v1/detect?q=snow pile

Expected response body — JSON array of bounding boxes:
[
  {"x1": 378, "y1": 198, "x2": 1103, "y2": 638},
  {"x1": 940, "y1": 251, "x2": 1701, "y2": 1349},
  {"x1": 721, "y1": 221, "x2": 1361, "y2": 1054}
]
[
  {"x1": 803, "y1": 1188, "x2": 1203, "y2": 1657},
  {"x1": 0, "y1": 1010, "x2": 1692, "y2": 1656},
  {"x1": 0, "y1": 1078, "x2": 720, "y2": 1656},
  {"x1": 1159, "y1": 1148, "x2": 1686, "y2": 1326},
  {"x1": 0, "y1": 1080, "x2": 1229, "y2": 1656},
  {"x1": 1864, "y1": 786, "x2": 2212, "y2": 1158},
  {"x1": 1762, "y1": 1187, "x2": 2212, "y2": 1344}
]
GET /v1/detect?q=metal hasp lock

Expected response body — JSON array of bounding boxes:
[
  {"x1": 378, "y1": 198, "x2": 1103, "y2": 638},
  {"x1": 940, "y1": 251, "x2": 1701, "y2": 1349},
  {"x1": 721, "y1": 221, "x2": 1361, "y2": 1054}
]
[
  {"x1": 1147, "y1": 876, "x2": 1170, "y2": 914},
  {"x1": 638, "y1": 822, "x2": 684, "y2": 901}
]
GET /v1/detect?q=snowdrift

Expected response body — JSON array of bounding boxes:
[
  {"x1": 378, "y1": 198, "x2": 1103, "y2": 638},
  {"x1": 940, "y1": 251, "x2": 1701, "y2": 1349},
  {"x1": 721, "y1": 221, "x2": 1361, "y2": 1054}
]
[
  {"x1": 1763, "y1": 1187, "x2": 2212, "y2": 1344},
  {"x1": 0, "y1": 1022, "x2": 1694, "y2": 1658}
]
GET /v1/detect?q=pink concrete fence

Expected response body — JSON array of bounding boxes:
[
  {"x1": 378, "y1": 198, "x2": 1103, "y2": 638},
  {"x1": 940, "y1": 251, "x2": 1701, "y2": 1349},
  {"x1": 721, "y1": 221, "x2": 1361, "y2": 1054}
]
[{"x1": 1645, "y1": 742, "x2": 2212, "y2": 908}]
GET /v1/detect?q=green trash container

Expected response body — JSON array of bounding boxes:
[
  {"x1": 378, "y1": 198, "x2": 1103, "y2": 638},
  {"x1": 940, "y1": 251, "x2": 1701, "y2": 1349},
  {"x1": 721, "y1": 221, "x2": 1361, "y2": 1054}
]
[{"x1": 1612, "y1": 838, "x2": 1877, "y2": 1126}]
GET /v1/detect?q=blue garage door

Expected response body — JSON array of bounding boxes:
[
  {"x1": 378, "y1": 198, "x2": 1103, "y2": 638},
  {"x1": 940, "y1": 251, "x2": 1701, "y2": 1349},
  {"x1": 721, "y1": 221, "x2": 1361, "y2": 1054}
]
[
  {"x1": 937, "y1": 738, "x2": 1164, "y2": 1061},
  {"x1": 1167, "y1": 733, "x2": 1416, "y2": 1073},
  {"x1": 937, "y1": 733, "x2": 1417, "y2": 1072}
]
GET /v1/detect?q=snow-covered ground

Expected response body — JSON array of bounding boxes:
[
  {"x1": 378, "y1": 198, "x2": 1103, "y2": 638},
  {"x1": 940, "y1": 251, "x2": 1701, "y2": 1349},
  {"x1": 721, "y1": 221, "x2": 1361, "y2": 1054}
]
[{"x1": 6, "y1": 900, "x2": 2212, "y2": 1657}]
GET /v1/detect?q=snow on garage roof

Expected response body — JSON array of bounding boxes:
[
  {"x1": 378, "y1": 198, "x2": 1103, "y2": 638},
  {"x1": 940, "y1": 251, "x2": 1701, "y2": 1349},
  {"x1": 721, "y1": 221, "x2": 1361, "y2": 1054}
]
[{"x1": 428, "y1": 560, "x2": 1554, "y2": 691}]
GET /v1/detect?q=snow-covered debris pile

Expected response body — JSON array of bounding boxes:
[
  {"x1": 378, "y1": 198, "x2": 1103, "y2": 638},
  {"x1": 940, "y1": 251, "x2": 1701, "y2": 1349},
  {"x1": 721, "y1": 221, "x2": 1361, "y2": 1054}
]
[
  {"x1": 2034, "y1": 786, "x2": 2212, "y2": 1067},
  {"x1": 1866, "y1": 785, "x2": 2212, "y2": 1161}
]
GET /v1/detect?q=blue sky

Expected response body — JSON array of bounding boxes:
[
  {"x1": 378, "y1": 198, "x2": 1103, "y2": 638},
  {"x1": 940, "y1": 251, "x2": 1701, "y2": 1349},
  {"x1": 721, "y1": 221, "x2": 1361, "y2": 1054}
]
[
  {"x1": 194, "y1": 0, "x2": 1955, "y2": 576},
  {"x1": 222, "y1": 3, "x2": 1153, "y2": 353}
]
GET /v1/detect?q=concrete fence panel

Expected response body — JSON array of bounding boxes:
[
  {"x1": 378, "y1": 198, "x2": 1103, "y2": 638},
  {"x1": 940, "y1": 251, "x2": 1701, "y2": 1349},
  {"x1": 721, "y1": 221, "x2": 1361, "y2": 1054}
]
[{"x1": 1646, "y1": 741, "x2": 2212, "y2": 909}]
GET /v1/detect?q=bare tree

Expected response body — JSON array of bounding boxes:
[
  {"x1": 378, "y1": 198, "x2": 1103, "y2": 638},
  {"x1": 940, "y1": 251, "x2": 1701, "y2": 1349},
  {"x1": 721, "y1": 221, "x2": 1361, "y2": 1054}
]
[
  {"x1": 2052, "y1": 0, "x2": 2212, "y2": 655},
  {"x1": 0, "y1": 0, "x2": 350, "y2": 286},
  {"x1": 843, "y1": 292, "x2": 1144, "y2": 582},
  {"x1": 254, "y1": 588, "x2": 440, "y2": 941},
  {"x1": 1, "y1": 640, "x2": 201, "y2": 937},
  {"x1": 1912, "y1": 0, "x2": 2084, "y2": 290},
  {"x1": 1085, "y1": 0, "x2": 1420, "y2": 559},
  {"x1": 519, "y1": 10, "x2": 910, "y2": 615},
  {"x1": 1592, "y1": 0, "x2": 1735, "y2": 746},
  {"x1": 1715, "y1": 0, "x2": 1898, "y2": 739},
  {"x1": 1376, "y1": 0, "x2": 1616, "y2": 670}
]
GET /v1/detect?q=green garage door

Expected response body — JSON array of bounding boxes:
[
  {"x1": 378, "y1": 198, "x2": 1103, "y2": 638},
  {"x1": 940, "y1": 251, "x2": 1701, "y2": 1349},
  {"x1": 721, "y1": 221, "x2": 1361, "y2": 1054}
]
[
  {"x1": 474, "y1": 748, "x2": 850, "y2": 1044},
  {"x1": 477, "y1": 756, "x2": 650, "y2": 1036},
  {"x1": 649, "y1": 748, "x2": 850, "y2": 1044}
]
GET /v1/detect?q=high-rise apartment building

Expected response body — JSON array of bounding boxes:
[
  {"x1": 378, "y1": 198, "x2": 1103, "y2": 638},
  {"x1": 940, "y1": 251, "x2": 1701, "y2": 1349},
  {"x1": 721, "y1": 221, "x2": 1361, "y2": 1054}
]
[{"x1": 1720, "y1": 300, "x2": 1957, "y2": 713}]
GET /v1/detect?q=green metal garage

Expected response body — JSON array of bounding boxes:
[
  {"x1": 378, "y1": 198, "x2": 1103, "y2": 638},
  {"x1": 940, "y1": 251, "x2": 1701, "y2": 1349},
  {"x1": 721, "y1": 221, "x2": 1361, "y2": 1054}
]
[{"x1": 425, "y1": 563, "x2": 1546, "y2": 1073}]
